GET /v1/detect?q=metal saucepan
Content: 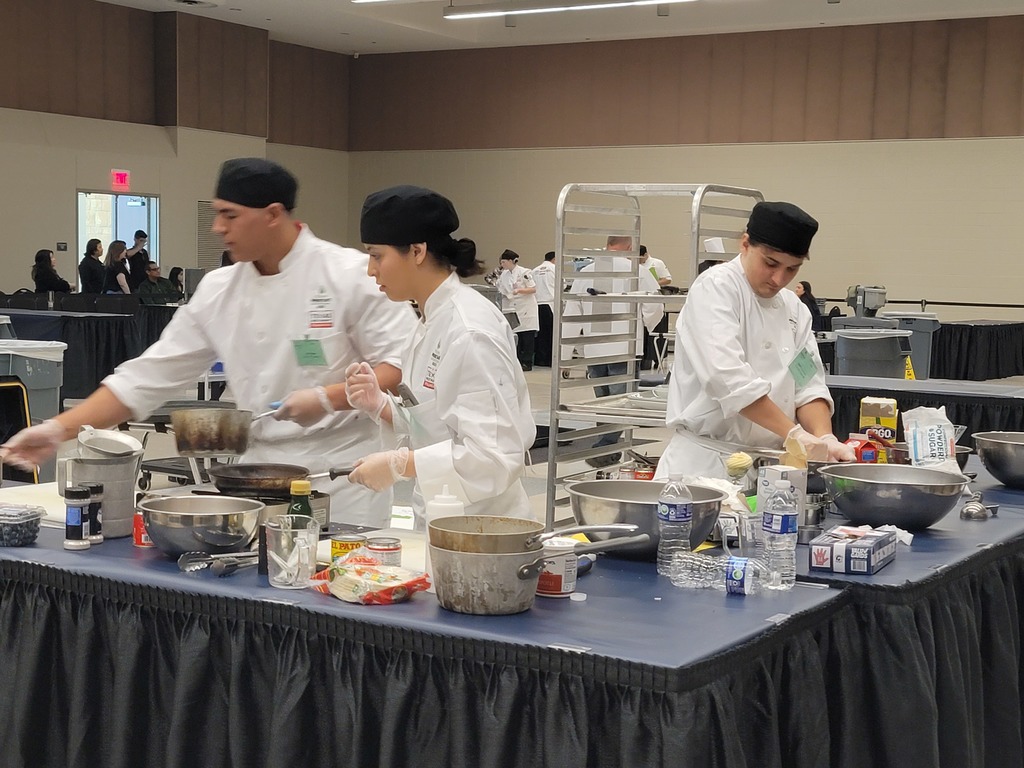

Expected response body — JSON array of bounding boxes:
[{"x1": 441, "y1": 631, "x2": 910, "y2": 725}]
[
  {"x1": 427, "y1": 514, "x2": 639, "y2": 554},
  {"x1": 205, "y1": 463, "x2": 353, "y2": 497},
  {"x1": 171, "y1": 408, "x2": 252, "y2": 456},
  {"x1": 430, "y1": 533, "x2": 650, "y2": 615}
]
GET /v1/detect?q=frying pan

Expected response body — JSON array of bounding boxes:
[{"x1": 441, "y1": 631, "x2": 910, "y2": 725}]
[{"x1": 206, "y1": 463, "x2": 354, "y2": 497}]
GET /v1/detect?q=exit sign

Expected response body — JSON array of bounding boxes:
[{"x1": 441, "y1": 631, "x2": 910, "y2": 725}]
[{"x1": 111, "y1": 169, "x2": 131, "y2": 193}]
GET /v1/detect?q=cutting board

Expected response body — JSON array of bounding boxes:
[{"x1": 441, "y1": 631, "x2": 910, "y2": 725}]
[{"x1": 0, "y1": 482, "x2": 68, "y2": 524}]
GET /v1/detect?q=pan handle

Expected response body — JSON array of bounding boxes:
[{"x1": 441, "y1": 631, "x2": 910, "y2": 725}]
[
  {"x1": 307, "y1": 466, "x2": 354, "y2": 481},
  {"x1": 517, "y1": 533, "x2": 651, "y2": 580},
  {"x1": 525, "y1": 523, "x2": 638, "y2": 547}
]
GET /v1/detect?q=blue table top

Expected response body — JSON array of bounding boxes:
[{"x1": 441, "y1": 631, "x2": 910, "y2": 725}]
[{"x1": 2, "y1": 526, "x2": 839, "y2": 672}]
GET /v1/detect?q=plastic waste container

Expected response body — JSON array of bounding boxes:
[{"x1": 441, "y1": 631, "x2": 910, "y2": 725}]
[
  {"x1": 0, "y1": 340, "x2": 68, "y2": 481},
  {"x1": 833, "y1": 329, "x2": 912, "y2": 378},
  {"x1": 880, "y1": 312, "x2": 940, "y2": 379},
  {"x1": 0, "y1": 316, "x2": 15, "y2": 339}
]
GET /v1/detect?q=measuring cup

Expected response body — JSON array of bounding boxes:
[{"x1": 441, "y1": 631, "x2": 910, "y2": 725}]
[{"x1": 265, "y1": 514, "x2": 319, "y2": 589}]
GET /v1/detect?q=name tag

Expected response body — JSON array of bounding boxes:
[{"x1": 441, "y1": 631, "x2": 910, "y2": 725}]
[
  {"x1": 788, "y1": 347, "x2": 818, "y2": 388},
  {"x1": 292, "y1": 338, "x2": 327, "y2": 367}
]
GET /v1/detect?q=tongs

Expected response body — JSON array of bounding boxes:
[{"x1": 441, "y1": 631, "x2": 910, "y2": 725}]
[{"x1": 178, "y1": 550, "x2": 258, "y2": 573}]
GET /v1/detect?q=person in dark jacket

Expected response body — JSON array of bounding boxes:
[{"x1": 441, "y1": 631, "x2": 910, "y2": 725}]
[
  {"x1": 794, "y1": 280, "x2": 824, "y2": 332},
  {"x1": 101, "y1": 240, "x2": 131, "y2": 294},
  {"x1": 32, "y1": 249, "x2": 72, "y2": 293},
  {"x1": 136, "y1": 261, "x2": 183, "y2": 305},
  {"x1": 126, "y1": 230, "x2": 150, "y2": 291},
  {"x1": 79, "y1": 239, "x2": 105, "y2": 293}
]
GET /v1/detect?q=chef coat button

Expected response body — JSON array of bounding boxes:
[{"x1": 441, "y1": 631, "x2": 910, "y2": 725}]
[
  {"x1": 763, "y1": 342, "x2": 772, "y2": 350},
  {"x1": 782, "y1": 346, "x2": 790, "y2": 353}
]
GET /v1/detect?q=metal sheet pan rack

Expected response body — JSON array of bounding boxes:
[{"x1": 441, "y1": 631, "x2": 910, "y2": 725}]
[{"x1": 545, "y1": 183, "x2": 763, "y2": 529}]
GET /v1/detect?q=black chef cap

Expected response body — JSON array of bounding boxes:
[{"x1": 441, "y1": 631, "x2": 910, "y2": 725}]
[
  {"x1": 500, "y1": 249, "x2": 519, "y2": 262},
  {"x1": 215, "y1": 158, "x2": 298, "y2": 211},
  {"x1": 360, "y1": 185, "x2": 459, "y2": 246},
  {"x1": 746, "y1": 201, "x2": 819, "y2": 257}
]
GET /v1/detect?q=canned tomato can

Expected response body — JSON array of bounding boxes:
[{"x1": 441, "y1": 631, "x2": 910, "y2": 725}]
[
  {"x1": 634, "y1": 467, "x2": 655, "y2": 481},
  {"x1": 366, "y1": 536, "x2": 402, "y2": 566},
  {"x1": 330, "y1": 534, "x2": 367, "y2": 561},
  {"x1": 132, "y1": 509, "x2": 153, "y2": 548},
  {"x1": 536, "y1": 536, "x2": 579, "y2": 598}
]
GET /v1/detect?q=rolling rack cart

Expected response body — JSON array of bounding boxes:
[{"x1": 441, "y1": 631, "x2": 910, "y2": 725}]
[{"x1": 545, "y1": 183, "x2": 764, "y2": 530}]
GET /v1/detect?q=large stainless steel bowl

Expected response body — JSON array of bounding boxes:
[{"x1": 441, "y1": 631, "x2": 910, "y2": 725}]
[
  {"x1": 973, "y1": 432, "x2": 1024, "y2": 489},
  {"x1": 817, "y1": 463, "x2": 968, "y2": 530},
  {"x1": 565, "y1": 480, "x2": 727, "y2": 560},
  {"x1": 138, "y1": 495, "x2": 264, "y2": 556}
]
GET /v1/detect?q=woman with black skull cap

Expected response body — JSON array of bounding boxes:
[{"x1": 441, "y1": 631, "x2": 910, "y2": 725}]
[
  {"x1": 345, "y1": 185, "x2": 537, "y2": 523},
  {"x1": 656, "y1": 201, "x2": 855, "y2": 483}
]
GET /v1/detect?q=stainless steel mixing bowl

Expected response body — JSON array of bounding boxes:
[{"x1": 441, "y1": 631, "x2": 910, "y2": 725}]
[
  {"x1": 138, "y1": 495, "x2": 264, "y2": 556},
  {"x1": 889, "y1": 443, "x2": 972, "y2": 471},
  {"x1": 972, "y1": 432, "x2": 1024, "y2": 489},
  {"x1": 565, "y1": 480, "x2": 728, "y2": 560},
  {"x1": 817, "y1": 463, "x2": 968, "y2": 530}
]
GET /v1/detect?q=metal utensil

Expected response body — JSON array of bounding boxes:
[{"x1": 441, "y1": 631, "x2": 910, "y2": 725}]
[
  {"x1": 398, "y1": 383, "x2": 419, "y2": 407},
  {"x1": 211, "y1": 557, "x2": 259, "y2": 577},
  {"x1": 178, "y1": 549, "x2": 258, "y2": 572}
]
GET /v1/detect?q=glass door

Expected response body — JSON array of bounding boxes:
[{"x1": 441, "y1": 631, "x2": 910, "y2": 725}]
[{"x1": 76, "y1": 192, "x2": 160, "y2": 290}]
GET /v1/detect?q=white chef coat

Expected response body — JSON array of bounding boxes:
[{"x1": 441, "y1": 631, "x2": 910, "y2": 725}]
[
  {"x1": 643, "y1": 255, "x2": 672, "y2": 284},
  {"x1": 561, "y1": 255, "x2": 635, "y2": 359},
  {"x1": 657, "y1": 255, "x2": 832, "y2": 481},
  {"x1": 638, "y1": 258, "x2": 665, "y2": 332},
  {"x1": 103, "y1": 225, "x2": 418, "y2": 527},
  {"x1": 497, "y1": 264, "x2": 540, "y2": 333},
  {"x1": 532, "y1": 260, "x2": 556, "y2": 307},
  {"x1": 390, "y1": 273, "x2": 536, "y2": 524}
]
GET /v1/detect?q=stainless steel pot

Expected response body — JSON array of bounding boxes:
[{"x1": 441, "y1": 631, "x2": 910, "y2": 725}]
[
  {"x1": 427, "y1": 514, "x2": 638, "y2": 554},
  {"x1": 171, "y1": 408, "x2": 252, "y2": 456},
  {"x1": 430, "y1": 533, "x2": 650, "y2": 615}
]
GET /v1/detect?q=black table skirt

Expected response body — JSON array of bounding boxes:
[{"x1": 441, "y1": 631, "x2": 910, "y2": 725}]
[
  {"x1": 2, "y1": 538, "x2": 1024, "y2": 767},
  {"x1": 931, "y1": 321, "x2": 1024, "y2": 381},
  {"x1": 137, "y1": 304, "x2": 178, "y2": 350}
]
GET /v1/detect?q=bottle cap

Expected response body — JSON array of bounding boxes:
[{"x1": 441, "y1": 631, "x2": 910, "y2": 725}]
[
  {"x1": 668, "y1": 473, "x2": 684, "y2": 481},
  {"x1": 82, "y1": 481, "x2": 104, "y2": 497},
  {"x1": 290, "y1": 479, "x2": 312, "y2": 495},
  {"x1": 65, "y1": 485, "x2": 90, "y2": 501},
  {"x1": 774, "y1": 479, "x2": 791, "y2": 489},
  {"x1": 432, "y1": 484, "x2": 460, "y2": 504}
]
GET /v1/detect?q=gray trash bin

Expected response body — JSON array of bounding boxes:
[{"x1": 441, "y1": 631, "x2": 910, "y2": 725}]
[
  {"x1": 0, "y1": 340, "x2": 68, "y2": 482},
  {"x1": 0, "y1": 315, "x2": 15, "y2": 339},
  {"x1": 880, "y1": 312, "x2": 940, "y2": 379},
  {"x1": 834, "y1": 329, "x2": 912, "y2": 378}
]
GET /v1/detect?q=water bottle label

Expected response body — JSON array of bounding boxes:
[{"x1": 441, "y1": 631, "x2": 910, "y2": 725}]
[
  {"x1": 658, "y1": 501, "x2": 692, "y2": 523},
  {"x1": 762, "y1": 511, "x2": 798, "y2": 534},
  {"x1": 724, "y1": 556, "x2": 752, "y2": 595}
]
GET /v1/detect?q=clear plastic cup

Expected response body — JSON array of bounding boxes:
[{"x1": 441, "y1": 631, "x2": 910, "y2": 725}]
[{"x1": 265, "y1": 514, "x2": 319, "y2": 589}]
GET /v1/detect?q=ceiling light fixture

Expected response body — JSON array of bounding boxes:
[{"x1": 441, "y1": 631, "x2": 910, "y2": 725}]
[{"x1": 444, "y1": 0, "x2": 696, "y2": 20}]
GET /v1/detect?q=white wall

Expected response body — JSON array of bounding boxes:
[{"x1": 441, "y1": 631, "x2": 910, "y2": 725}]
[
  {"x1": 267, "y1": 143, "x2": 351, "y2": 247},
  {"x1": 348, "y1": 138, "x2": 1024, "y2": 321}
]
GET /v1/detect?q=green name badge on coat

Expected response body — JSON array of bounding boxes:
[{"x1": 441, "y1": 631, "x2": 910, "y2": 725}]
[
  {"x1": 788, "y1": 348, "x2": 818, "y2": 388},
  {"x1": 292, "y1": 338, "x2": 327, "y2": 367}
]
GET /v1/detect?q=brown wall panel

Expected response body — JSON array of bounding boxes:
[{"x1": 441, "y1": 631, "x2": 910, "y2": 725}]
[
  {"x1": 267, "y1": 40, "x2": 343, "y2": 149},
  {"x1": 645, "y1": 37, "x2": 685, "y2": 146},
  {"x1": 101, "y1": 3, "x2": 132, "y2": 123},
  {"x1": 244, "y1": 27, "x2": 269, "y2": 138},
  {"x1": 0, "y1": 5, "x2": 16, "y2": 106},
  {"x1": 772, "y1": 28, "x2": 810, "y2": 143},
  {"x1": 739, "y1": 31, "x2": 776, "y2": 144},
  {"x1": 872, "y1": 24, "x2": 913, "y2": 139},
  {"x1": 197, "y1": 18, "x2": 225, "y2": 132},
  {"x1": 707, "y1": 35, "x2": 744, "y2": 144},
  {"x1": 127, "y1": 9, "x2": 156, "y2": 126},
  {"x1": 907, "y1": 21, "x2": 949, "y2": 138},
  {"x1": 75, "y1": 0, "x2": 106, "y2": 120},
  {"x1": 154, "y1": 13, "x2": 179, "y2": 127},
  {"x1": 804, "y1": 27, "x2": 844, "y2": 142},
  {"x1": 16, "y1": 1, "x2": 49, "y2": 114},
  {"x1": 837, "y1": 25, "x2": 877, "y2": 141},
  {"x1": 945, "y1": 19, "x2": 987, "y2": 137},
  {"x1": 674, "y1": 36, "x2": 714, "y2": 145},
  {"x1": 47, "y1": 0, "x2": 78, "y2": 117},
  {"x1": 221, "y1": 23, "x2": 247, "y2": 135},
  {"x1": 981, "y1": 15, "x2": 1024, "y2": 137}
]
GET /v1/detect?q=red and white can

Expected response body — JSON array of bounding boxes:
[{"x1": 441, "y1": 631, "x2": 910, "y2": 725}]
[
  {"x1": 366, "y1": 537, "x2": 402, "y2": 566},
  {"x1": 536, "y1": 537, "x2": 579, "y2": 598},
  {"x1": 133, "y1": 509, "x2": 153, "y2": 548},
  {"x1": 634, "y1": 467, "x2": 655, "y2": 481}
]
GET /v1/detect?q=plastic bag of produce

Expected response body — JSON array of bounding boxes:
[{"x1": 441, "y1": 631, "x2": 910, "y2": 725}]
[{"x1": 313, "y1": 554, "x2": 430, "y2": 605}]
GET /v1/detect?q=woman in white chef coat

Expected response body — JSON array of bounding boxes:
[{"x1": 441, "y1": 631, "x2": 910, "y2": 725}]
[
  {"x1": 497, "y1": 249, "x2": 540, "y2": 371},
  {"x1": 345, "y1": 185, "x2": 536, "y2": 524},
  {"x1": 1, "y1": 158, "x2": 417, "y2": 528},
  {"x1": 656, "y1": 201, "x2": 855, "y2": 482}
]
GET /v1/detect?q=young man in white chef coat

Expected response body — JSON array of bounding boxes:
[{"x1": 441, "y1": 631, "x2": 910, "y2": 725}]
[
  {"x1": 531, "y1": 250, "x2": 556, "y2": 367},
  {"x1": 655, "y1": 201, "x2": 855, "y2": 482},
  {"x1": 1, "y1": 158, "x2": 418, "y2": 528}
]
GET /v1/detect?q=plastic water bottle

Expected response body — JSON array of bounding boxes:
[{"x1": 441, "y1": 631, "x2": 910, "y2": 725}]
[
  {"x1": 762, "y1": 479, "x2": 798, "y2": 591},
  {"x1": 657, "y1": 473, "x2": 693, "y2": 578},
  {"x1": 670, "y1": 552, "x2": 767, "y2": 595}
]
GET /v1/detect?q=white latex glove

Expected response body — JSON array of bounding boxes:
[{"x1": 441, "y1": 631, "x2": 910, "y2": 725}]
[
  {"x1": 349, "y1": 447, "x2": 411, "y2": 492},
  {"x1": 822, "y1": 434, "x2": 857, "y2": 462},
  {"x1": 784, "y1": 425, "x2": 830, "y2": 463},
  {"x1": 344, "y1": 362, "x2": 389, "y2": 424},
  {"x1": 0, "y1": 419, "x2": 67, "y2": 470},
  {"x1": 273, "y1": 387, "x2": 334, "y2": 427}
]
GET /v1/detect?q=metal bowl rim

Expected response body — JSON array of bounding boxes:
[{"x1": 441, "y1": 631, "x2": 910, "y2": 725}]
[
  {"x1": 817, "y1": 464, "x2": 968, "y2": 489},
  {"x1": 973, "y1": 432, "x2": 1024, "y2": 445},
  {"x1": 564, "y1": 479, "x2": 729, "y2": 504}
]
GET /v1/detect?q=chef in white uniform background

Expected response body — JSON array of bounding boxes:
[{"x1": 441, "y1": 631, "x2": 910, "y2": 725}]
[
  {"x1": 497, "y1": 249, "x2": 540, "y2": 371},
  {"x1": 531, "y1": 251, "x2": 556, "y2": 367},
  {"x1": 0, "y1": 158, "x2": 417, "y2": 528},
  {"x1": 656, "y1": 201, "x2": 855, "y2": 482},
  {"x1": 344, "y1": 185, "x2": 536, "y2": 526}
]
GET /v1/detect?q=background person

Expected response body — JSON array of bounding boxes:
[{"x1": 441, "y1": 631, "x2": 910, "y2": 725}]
[
  {"x1": 31, "y1": 249, "x2": 72, "y2": 293},
  {"x1": 167, "y1": 266, "x2": 184, "y2": 295},
  {"x1": 101, "y1": 240, "x2": 131, "y2": 294},
  {"x1": 78, "y1": 239, "x2": 104, "y2": 293},
  {"x1": 532, "y1": 250, "x2": 556, "y2": 367},
  {"x1": 497, "y1": 249, "x2": 539, "y2": 371},
  {"x1": 795, "y1": 279, "x2": 824, "y2": 332},
  {"x1": 126, "y1": 230, "x2": 150, "y2": 291},
  {"x1": 657, "y1": 201, "x2": 855, "y2": 482},
  {"x1": 1, "y1": 157, "x2": 418, "y2": 528},
  {"x1": 346, "y1": 185, "x2": 536, "y2": 524},
  {"x1": 136, "y1": 261, "x2": 183, "y2": 305}
]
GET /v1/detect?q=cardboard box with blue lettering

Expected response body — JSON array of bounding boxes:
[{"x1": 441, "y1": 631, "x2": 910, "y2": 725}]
[{"x1": 808, "y1": 526, "x2": 897, "y2": 575}]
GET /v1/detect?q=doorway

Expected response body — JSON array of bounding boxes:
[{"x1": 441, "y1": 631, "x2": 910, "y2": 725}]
[{"x1": 76, "y1": 192, "x2": 160, "y2": 289}]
